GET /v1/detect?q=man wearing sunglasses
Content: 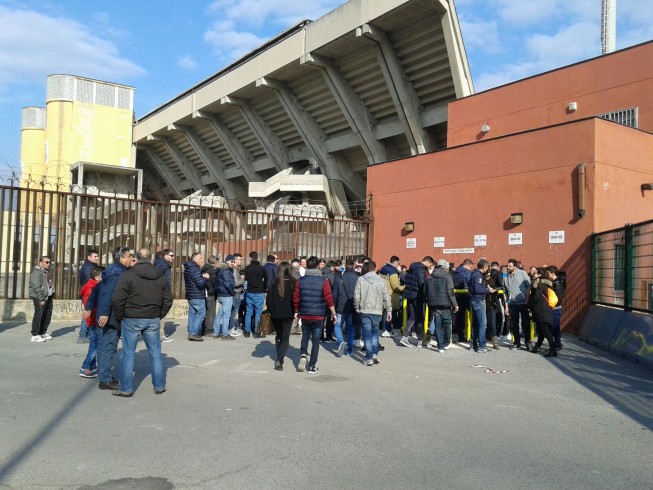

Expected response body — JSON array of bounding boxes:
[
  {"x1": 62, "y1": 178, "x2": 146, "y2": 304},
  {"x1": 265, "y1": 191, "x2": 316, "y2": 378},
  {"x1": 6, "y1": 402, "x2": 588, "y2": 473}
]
[{"x1": 29, "y1": 256, "x2": 55, "y2": 342}]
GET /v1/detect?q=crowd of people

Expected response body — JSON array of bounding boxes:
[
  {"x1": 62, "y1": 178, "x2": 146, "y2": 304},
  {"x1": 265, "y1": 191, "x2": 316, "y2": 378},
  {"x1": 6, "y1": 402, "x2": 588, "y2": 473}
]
[{"x1": 27, "y1": 248, "x2": 565, "y2": 395}]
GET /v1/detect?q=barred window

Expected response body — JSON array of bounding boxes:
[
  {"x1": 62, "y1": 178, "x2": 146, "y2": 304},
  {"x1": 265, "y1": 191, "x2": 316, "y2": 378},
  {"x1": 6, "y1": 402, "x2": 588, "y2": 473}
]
[{"x1": 599, "y1": 107, "x2": 638, "y2": 128}]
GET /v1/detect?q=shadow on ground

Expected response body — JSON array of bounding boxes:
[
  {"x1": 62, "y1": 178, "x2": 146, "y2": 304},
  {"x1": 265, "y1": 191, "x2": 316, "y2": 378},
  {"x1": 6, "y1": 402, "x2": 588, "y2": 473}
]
[{"x1": 552, "y1": 338, "x2": 653, "y2": 430}]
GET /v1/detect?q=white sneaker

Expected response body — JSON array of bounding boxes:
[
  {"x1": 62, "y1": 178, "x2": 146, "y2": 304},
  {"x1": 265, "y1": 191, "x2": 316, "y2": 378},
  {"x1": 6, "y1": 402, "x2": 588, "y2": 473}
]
[
  {"x1": 41, "y1": 334, "x2": 53, "y2": 340},
  {"x1": 161, "y1": 336, "x2": 174, "y2": 343},
  {"x1": 229, "y1": 329, "x2": 242, "y2": 337},
  {"x1": 31, "y1": 335, "x2": 45, "y2": 342},
  {"x1": 399, "y1": 337, "x2": 412, "y2": 347},
  {"x1": 428, "y1": 339, "x2": 438, "y2": 346}
]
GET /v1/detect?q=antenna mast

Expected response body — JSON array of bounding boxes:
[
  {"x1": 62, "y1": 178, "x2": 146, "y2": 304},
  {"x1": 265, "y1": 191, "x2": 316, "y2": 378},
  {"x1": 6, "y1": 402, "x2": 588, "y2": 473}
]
[{"x1": 601, "y1": 0, "x2": 616, "y2": 54}]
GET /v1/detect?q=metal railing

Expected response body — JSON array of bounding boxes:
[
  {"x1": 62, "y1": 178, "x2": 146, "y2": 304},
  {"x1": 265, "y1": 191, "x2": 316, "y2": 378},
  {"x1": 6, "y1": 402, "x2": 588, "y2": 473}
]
[
  {"x1": 0, "y1": 185, "x2": 370, "y2": 300},
  {"x1": 591, "y1": 219, "x2": 653, "y2": 312}
]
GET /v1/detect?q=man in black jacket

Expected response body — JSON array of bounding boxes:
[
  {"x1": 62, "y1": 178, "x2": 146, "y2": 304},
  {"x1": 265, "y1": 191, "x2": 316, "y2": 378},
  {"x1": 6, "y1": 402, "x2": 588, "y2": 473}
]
[
  {"x1": 244, "y1": 251, "x2": 267, "y2": 337},
  {"x1": 426, "y1": 259, "x2": 459, "y2": 352},
  {"x1": 112, "y1": 248, "x2": 172, "y2": 397},
  {"x1": 201, "y1": 256, "x2": 218, "y2": 337}
]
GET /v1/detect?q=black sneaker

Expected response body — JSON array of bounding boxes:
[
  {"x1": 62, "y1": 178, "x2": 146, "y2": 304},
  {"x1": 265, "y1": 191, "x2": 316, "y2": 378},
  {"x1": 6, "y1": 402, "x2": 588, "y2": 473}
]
[
  {"x1": 244, "y1": 332, "x2": 251, "y2": 338},
  {"x1": 99, "y1": 379, "x2": 119, "y2": 390},
  {"x1": 274, "y1": 360, "x2": 283, "y2": 371},
  {"x1": 307, "y1": 367, "x2": 318, "y2": 374},
  {"x1": 221, "y1": 335, "x2": 235, "y2": 341}
]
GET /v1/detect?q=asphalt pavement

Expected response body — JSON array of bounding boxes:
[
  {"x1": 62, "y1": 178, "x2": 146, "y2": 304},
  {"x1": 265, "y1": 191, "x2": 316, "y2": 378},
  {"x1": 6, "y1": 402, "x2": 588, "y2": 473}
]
[{"x1": 1, "y1": 319, "x2": 652, "y2": 489}]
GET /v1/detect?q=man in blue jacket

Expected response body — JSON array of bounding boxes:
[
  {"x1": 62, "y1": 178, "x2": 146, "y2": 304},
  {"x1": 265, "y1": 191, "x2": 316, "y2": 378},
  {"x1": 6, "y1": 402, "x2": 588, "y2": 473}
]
[
  {"x1": 453, "y1": 258, "x2": 473, "y2": 342},
  {"x1": 469, "y1": 259, "x2": 496, "y2": 353},
  {"x1": 184, "y1": 253, "x2": 209, "y2": 341},
  {"x1": 263, "y1": 254, "x2": 279, "y2": 290},
  {"x1": 400, "y1": 256, "x2": 433, "y2": 347},
  {"x1": 84, "y1": 246, "x2": 133, "y2": 391},
  {"x1": 214, "y1": 255, "x2": 237, "y2": 340}
]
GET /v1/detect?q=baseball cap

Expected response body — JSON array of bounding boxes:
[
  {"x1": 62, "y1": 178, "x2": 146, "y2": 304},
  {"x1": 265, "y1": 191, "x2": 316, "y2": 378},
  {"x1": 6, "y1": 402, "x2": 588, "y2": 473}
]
[{"x1": 225, "y1": 255, "x2": 235, "y2": 262}]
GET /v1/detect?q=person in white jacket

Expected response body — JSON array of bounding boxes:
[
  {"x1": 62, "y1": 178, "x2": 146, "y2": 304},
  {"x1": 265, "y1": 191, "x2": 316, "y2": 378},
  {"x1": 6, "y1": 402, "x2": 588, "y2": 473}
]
[{"x1": 354, "y1": 260, "x2": 392, "y2": 366}]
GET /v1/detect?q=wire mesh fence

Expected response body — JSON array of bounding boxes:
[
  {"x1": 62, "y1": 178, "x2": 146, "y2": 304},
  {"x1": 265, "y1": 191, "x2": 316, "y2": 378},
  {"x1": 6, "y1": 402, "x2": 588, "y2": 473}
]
[
  {"x1": 591, "y1": 219, "x2": 653, "y2": 312},
  {"x1": 0, "y1": 184, "x2": 370, "y2": 300}
]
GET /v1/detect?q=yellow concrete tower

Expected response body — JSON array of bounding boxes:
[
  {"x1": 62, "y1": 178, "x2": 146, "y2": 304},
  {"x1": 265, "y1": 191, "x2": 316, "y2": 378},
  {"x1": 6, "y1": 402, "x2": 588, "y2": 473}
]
[{"x1": 20, "y1": 74, "x2": 135, "y2": 190}]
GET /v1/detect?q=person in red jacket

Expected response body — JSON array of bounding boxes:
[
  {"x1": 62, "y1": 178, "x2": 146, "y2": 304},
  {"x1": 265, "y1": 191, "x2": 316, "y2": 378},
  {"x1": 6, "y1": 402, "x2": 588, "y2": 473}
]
[{"x1": 78, "y1": 267, "x2": 103, "y2": 378}]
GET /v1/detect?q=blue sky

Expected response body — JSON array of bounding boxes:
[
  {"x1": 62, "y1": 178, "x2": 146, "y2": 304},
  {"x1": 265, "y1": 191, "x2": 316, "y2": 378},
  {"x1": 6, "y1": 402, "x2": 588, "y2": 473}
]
[{"x1": 1, "y1": 0, "x2": 652, "y2": 181}]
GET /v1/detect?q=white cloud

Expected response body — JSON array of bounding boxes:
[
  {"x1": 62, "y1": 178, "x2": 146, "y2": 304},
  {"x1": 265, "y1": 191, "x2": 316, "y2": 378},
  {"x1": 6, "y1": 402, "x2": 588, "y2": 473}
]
[
  {"x1": 459, "y1": 17, "x2": 502, "y2": 54},
  {"x1": 207, "y1": 0, "x2": 341, "y2": 28},
  {"x1": 474, "y1": 21, "x2": 598, "y2": 92},
  {"x1": 525, "y1": 21, "x2": 599, "y2": 68},
  {"x1": 203, "y1": 20, "x2": 268, "y2": 61},
  {"x1": 0, "y1": 5, "x2": 145, "y2": 92},
  {"x1": 492, "y1": 0, "x2": 595, "y2": 28},
  {"x1": 177, "y1": 55, "x2": 198, "y2": 70},
  {"x1": 204, "y1": 0, "x2": 341, "y2": 61}
]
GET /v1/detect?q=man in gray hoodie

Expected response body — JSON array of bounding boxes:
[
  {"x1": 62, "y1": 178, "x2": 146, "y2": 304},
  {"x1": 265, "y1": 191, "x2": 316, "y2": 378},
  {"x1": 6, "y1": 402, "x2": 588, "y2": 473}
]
[{"x1": 354, "y1": 260, "x2": 392, "y2": 366}]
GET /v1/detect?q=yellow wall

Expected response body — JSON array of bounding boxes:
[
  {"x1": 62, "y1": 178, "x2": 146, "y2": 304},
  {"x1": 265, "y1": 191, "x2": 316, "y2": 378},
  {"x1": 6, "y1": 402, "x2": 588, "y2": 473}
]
[
  {"x1": 20, "y1": 75, "x2": 135, "y2": 190},
  {"x1": 20, "y1": 128, "x2": 46, "y2": 188}
]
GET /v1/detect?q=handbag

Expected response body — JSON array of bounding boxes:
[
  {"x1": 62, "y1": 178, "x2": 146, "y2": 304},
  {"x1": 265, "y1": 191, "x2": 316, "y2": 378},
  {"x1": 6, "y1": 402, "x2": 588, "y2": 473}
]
[{"x1": 259, "y1": 311, "x2": 275, "y2": 336}]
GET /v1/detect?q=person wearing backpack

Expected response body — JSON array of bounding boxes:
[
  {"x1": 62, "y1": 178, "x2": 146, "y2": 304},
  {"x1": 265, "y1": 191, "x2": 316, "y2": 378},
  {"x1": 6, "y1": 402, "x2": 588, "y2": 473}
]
[
  {"x1": 528, "y1": 267, "x2": 558, "y2": 357},
  {"x1": 425, "y1": 259, "x2": 459, "y2": 352}
]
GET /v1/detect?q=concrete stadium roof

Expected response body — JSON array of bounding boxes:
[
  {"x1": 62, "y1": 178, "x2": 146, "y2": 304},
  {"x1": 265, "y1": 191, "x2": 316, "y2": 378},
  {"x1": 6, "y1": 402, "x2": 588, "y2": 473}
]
[{"x1": 133, "y1": 0, "x2": 473, "y2": 206}]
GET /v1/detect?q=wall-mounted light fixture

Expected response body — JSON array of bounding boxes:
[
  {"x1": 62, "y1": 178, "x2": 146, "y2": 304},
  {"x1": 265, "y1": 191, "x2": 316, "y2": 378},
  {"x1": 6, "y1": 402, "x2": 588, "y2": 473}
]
[
  {"x1": 641, "y1": 183, "x2": 653, "y2": 191},
  {"x1": 568, "y1": 102, "x2": 578, "y2": 112},
  {"x1": 481, "y1": 124, "x2": 490, "y2": 133},
  {"x1": 510, "y1": 213, "x2": 523, "y2": 225},
  {"x1": 404, "y1": 221, "x2": 415, "y2": 232}
]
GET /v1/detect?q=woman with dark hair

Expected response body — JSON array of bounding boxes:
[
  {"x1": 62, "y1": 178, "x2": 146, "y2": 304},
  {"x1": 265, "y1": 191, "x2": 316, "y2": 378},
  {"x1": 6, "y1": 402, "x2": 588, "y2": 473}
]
[
  {"x1": 528, "y1": 267, "x2": 558, "y2": 357},
  {"x1": 266, "y1": 261, "x2": 296, "y2": 370}
]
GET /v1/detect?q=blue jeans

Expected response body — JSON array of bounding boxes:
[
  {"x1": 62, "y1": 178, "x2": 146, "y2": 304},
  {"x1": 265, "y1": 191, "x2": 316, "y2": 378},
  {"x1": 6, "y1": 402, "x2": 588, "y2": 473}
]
[
  {"x1": 119, "y1": 317, "x2": 165, "y2": 393},
  {"x1": 78, "y1": 317, "x2": 89, "y2": 340},
  {"x1": 215, "y1": 296, "x2": 234, "y2": 337},
  {"x1": 81, "y1": 326, "x2": 99, "y2": 370},
  {"x1": 471, "y1": 300, "x2": 487, "y2": 350},
  {"x1": 429, "y1": 308, "x2": 452, "y2": 348},
  {"x1": 342, "y1": 312, "x2": 355, "y2": 354},
  {"x1": 245, "y1": 293, "x2": 265, "y2": 334},
  {"x1": 333, "y1": 313, "x2": 344, "y2": 344},
  {"x1": 187, "y1": 298, "x2": 206, "y2": 336},
  {"x1": 230, "y1": 293, "x2": 241, "y2": 330},
  {"x1": 360, "y1": 313, "x2": 381, "y2": 360},
  {"x1": 97, "y1": 326, "x2": 119, "y2": 383},
  {"x1": 300, "y1": 319, "x2": 323, "y2": 368}
]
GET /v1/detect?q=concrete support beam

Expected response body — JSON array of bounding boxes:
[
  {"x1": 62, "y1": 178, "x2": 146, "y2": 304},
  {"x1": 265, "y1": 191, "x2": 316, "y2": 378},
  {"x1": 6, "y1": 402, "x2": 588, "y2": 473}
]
[
  {"x1": 220, "y1": 96, "x2": 287, "y2": 171},
  {"x1": 141, "y1": 147, "x2": 184, "y2": 197},
  {"x1": 166, "y1": 124, "x2": 240, "y2": 202},
  {"x1": 356, "y1": 23, "x2": 430, "y2": 155},
  {"x1": 301, "y1": 53, "x2": 386, "y2": 165},
  {"x1": 146, "y1": 134, "x2": 207, "y2": 193},
  {"x1": 437, "y1": 0, "x2": 474, "y2": 97},
  {"x1": 192, "y1": 111, "x2": 260, "y2": 182},
  {"x1": 256, "y1": 77, "x2": 363, "y2": 208}
]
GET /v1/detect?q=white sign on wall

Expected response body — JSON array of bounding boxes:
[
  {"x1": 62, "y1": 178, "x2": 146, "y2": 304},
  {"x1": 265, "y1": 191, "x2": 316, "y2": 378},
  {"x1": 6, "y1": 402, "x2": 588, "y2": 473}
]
[
  {"x1": 549, "y1": 230, "x2": 565, "y2": 244},
  {"x1": 443, "y1": 248, "x2": 475, "y2": 254},
  {"x1": 406, "y1": 238, "x2": 417, "y2": 249},
  {"x1": 474, "y1": 234, "x2": 487, "y2": 247},
  {"x1": 508, "y1": 233, "x2": 523, "y2": 245},
  {"x1": 433, "y1": 236, "x2": 445, "y2": 248}
]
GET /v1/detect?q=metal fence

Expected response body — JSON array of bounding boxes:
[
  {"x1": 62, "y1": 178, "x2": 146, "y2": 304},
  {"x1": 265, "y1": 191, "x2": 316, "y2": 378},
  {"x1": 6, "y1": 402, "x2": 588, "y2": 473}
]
[
  {"x1": 0, "y1": 185, "x2": 370, "y2": 300},
  {"x1": 591, "y1": 219, "x2": 653, "y2": 312}
]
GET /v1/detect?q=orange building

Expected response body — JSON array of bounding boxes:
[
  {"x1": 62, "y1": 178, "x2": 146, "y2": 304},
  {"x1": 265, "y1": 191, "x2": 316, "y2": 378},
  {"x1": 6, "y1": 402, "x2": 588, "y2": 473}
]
[{"x1": 367, "y1": 41, "x2": 653, "y2": 333}]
